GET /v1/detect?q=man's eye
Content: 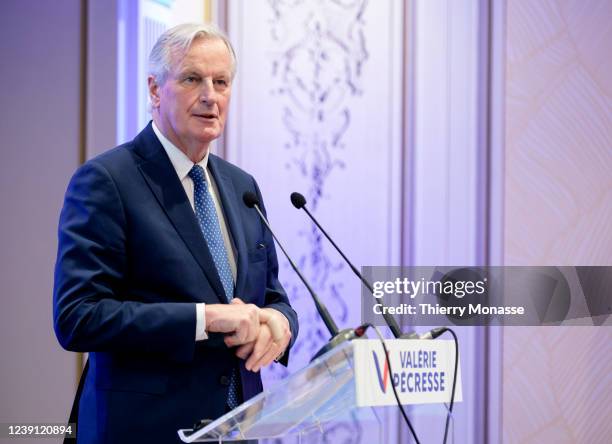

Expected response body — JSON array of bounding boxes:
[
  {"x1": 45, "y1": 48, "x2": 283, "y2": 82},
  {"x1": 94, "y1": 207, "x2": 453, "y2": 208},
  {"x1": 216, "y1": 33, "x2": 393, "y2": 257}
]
[
  {"x1": 214, "y1": 79, "x2": 228, "y2": 87},
  {"x1": 184, "y1": 76, "x2": 198, "y2": 83}
]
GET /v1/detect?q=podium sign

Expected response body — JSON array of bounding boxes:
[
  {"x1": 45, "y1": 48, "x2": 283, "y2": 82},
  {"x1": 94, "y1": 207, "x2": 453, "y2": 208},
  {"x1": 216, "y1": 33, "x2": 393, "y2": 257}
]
[{"x1": 354, "y1": 339, "x2": 462, "y2": 407}]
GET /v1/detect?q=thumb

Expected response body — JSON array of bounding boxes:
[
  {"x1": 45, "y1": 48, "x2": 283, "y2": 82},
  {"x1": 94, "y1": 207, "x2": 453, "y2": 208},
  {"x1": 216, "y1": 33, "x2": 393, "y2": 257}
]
[{"x1": 230, "y1": 298, "x2": 245, "y2": 305}]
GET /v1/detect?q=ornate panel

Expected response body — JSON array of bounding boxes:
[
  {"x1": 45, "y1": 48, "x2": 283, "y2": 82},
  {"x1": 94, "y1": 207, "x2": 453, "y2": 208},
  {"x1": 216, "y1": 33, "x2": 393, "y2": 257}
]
[{"x1": 225, "y1": 1, "x2": 404, "y2": 442}]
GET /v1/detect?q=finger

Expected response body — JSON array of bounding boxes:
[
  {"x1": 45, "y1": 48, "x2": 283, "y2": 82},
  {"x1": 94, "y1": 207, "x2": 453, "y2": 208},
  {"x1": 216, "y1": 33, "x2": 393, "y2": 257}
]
[
  {"x1": 230, "y1": 298, "x2": 244, "y2": 305},
  {"x1": 245, "y1": 328, "x2": 272, "y2": 371},
  {"x1": 244, "y1": 317, "x2": 260, "y2": 343},
  {"x1": 252, "y1": 343, "x2": 280, "y2": 372},
  {"x1": 227, "y1": 304, "x2": 259, "y2": 344},
  {"x1": 235, "y1": 341, "x2": 255, "y2": 360},
  {"x1": 224, "y1": 329, "x2": 247, "y2": 347},
  {"x1": 224, "y1": 334, "x2": 239, "y2": 348},
  {"x1": 258, "y1": 308, "x2": 271, "y2": 322},
  {"x1": 245, "y1": 329, "x2": 272, "y2": 370},
  {"x1": 266, "y1": 321, "x2": 284, "y2": 342},
  {"x1": 246, "y1": 340, "x2": 273, "y2": 371},
  {"x1": 261, "y1": 309, "x2": 286, "y2": 341}
]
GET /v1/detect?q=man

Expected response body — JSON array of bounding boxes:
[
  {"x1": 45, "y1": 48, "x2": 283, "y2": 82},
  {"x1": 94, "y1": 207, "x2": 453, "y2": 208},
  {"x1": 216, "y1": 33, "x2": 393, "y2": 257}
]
[{"x1": 53, "y1": 23, "x2": 298, "y2": 443}]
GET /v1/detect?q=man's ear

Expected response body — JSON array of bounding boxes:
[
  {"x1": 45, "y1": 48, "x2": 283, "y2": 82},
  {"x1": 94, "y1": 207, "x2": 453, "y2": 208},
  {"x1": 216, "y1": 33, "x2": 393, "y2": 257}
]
[{"x1": 148, "y1": 75, "x2": 161, "y2": 109}]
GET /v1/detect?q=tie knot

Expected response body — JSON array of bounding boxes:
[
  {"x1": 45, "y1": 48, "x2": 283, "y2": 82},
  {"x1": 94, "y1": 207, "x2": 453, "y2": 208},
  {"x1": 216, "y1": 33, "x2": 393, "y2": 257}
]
[{"x1": 188, "y1": 164, "x2": 207, "y2": 186}]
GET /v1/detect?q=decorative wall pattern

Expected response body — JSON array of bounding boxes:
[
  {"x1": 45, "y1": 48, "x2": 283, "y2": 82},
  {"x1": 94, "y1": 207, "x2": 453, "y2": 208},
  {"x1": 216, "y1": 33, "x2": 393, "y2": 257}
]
[
  {"x1": 266, "y1": 0, "x2": 369, "y2": 371},
  {"x1": 504, "y1": 0, "x2": 612, "y2": 442},
  {"x1": 227, "y1": 0, "x2": 403, "y2": 367},
  {"x1": 226, "y1": 0, "x2": 404, "y2": 441}
]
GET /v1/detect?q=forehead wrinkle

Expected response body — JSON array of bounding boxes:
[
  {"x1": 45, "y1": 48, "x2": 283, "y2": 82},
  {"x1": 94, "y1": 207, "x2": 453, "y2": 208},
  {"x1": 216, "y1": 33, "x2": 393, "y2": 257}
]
[
  {"x1": 175, "y1": 67, "x2": 232, "y2": 82},
  {"x1": 178, "y1": 61, "x2": 232, "y2": 78},
  {"x1": 176, "y1": 39, "x2": 232, "y2": 72}
]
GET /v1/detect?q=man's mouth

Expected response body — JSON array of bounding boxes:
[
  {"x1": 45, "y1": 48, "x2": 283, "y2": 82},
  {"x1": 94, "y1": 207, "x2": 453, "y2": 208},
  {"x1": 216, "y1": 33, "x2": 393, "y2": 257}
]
[{"x1": 194, "y1": 113, "x2": 217, "y2": 120}]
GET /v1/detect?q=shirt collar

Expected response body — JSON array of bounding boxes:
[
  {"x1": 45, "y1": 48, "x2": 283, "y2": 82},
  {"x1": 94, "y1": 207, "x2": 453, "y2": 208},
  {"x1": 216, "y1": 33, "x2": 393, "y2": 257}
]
[{"x1": 152, "y1": 121, "x2": 209, "y2": 181}]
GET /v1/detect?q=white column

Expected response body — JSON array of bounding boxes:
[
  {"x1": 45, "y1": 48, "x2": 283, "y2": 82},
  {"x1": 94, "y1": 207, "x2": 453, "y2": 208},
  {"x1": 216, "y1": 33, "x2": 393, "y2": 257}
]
[{"x1": 407, "y1": 0, "x2": 492, "y2": 442}]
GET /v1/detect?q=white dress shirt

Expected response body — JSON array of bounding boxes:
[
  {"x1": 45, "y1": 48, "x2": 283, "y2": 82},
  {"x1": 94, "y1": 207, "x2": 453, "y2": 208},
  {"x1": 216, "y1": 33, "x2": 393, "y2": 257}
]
[{"x1": 152, "y1": 122, "x2": 237, "y2": 341}]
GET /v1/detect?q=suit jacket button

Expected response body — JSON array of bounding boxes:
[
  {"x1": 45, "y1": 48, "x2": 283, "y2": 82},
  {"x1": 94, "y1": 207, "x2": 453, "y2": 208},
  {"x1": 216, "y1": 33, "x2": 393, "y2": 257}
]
[{"x1": 219, "y1": 375, "x2": 230, "y2": 386}]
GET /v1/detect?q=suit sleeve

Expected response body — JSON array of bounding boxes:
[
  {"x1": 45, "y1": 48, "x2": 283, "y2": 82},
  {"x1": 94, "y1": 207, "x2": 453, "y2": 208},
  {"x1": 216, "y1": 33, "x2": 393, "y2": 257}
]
[
  {"x1": 252, "y1": 178, "x2": 299, "y2": 365},
  {"x1": 53, "y1": 161, "x2": 196, "y2": 363}
]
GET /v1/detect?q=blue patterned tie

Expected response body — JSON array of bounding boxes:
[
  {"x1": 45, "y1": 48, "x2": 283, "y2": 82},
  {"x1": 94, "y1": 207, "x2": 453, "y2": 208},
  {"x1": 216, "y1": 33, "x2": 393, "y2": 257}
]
[{"x1": 188, "y1": 165, "x2": 240, "y2": 409}]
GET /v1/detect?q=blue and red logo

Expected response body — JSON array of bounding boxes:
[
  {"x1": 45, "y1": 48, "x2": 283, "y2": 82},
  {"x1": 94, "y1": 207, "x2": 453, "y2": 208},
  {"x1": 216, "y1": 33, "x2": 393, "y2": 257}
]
[{"x1": 372, "y1": 351, "x2": 390, "y2": 393}]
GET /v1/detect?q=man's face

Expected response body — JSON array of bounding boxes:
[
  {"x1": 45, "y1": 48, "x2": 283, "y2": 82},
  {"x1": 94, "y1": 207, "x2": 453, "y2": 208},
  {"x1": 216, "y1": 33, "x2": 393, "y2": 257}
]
[{"x1": 149, "y1": 38, "x2": 233, "y2": 156}]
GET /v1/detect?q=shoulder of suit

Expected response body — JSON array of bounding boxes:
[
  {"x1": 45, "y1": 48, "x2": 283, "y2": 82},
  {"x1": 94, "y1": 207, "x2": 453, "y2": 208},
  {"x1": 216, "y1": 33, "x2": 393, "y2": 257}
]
[
  {"x1": 76, "y1": 141, "x2": 138, "y2": 180},
  {"x1": 209, "y1": 153, "x2": 255, "y2": 182}
]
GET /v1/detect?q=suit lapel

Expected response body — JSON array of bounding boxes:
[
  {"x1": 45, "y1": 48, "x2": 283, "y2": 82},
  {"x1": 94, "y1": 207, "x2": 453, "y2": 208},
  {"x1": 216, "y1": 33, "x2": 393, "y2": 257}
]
[
  {"x1": 208, "y1": 155, "x2": 249, "y2": 300},
  {"x1": 133, "y1": 124, "x2": 227, "y2": 304}
]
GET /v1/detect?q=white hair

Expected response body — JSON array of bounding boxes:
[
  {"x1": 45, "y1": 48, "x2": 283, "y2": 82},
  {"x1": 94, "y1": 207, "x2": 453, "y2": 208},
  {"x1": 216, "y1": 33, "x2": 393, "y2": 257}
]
[{"x1": 148, "y1": 23, "x2": 236, "y2": 85}]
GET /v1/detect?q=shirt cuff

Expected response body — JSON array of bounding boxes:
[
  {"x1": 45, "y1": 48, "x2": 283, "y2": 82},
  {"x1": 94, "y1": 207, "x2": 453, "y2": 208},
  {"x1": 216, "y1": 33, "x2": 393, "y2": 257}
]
[{"x1": 195, "y1": 303, "x2": 208, "y2": 341}]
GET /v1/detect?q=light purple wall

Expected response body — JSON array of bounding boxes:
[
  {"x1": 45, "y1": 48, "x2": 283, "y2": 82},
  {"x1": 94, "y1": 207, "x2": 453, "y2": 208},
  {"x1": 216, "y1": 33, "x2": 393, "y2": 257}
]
[
  {"x1": 503, "y1": 0, "x2": 612, "y2": 442},
  {"x1": 86, "y1": 0, "x2": 119, "y2": 158},
  {"x1": 0, "y1": 1, "x2": 81, "y2": 441}
]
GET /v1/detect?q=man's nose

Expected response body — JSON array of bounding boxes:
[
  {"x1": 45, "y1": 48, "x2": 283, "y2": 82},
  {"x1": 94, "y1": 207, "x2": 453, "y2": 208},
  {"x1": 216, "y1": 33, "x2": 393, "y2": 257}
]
[{"x1": 199, "y1": 79, "x2": 216, "y2": 105}]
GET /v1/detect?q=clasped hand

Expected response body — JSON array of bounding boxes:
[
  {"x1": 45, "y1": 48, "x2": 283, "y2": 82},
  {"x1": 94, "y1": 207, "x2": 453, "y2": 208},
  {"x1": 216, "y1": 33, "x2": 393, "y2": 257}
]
[{"x1": 205, "y1": 298, "x2": 291, "y2": 372}]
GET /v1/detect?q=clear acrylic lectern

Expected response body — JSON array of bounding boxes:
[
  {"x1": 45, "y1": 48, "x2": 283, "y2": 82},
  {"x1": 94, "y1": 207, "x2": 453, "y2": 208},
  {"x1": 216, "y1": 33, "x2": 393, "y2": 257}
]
[{"x1": 178, "y1": 340, "x2": 384, "y2": 442}]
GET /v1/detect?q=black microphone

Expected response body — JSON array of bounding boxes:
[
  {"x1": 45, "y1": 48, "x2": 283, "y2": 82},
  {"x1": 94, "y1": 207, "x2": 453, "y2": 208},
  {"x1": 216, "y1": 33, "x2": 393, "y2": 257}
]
[
  {"x1": 242, "y1": 192, "x2": 340, "y2": 338},
  {"x1": 290, "y1": 192, "x2": 405, "y2": 339},
  {"x1": 403, "y1": 327, "x2": 447, "y2": 340}
]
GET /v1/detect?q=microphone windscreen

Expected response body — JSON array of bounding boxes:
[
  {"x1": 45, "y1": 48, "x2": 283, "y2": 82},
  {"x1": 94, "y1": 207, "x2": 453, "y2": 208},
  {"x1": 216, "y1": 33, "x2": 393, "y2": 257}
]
[
  {"x1": 290, "y1": 192, "x2": 307, "y2": 209},
  {"x1": 242, "y1": 191, "x2": 260, "y2": 208}
]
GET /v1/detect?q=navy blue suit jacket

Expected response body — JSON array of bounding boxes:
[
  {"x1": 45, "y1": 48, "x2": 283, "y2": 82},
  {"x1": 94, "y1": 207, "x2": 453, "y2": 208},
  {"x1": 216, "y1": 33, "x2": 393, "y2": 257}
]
[{"x1": 53, "y1": 123, "x2": 298, "y2": 443}]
